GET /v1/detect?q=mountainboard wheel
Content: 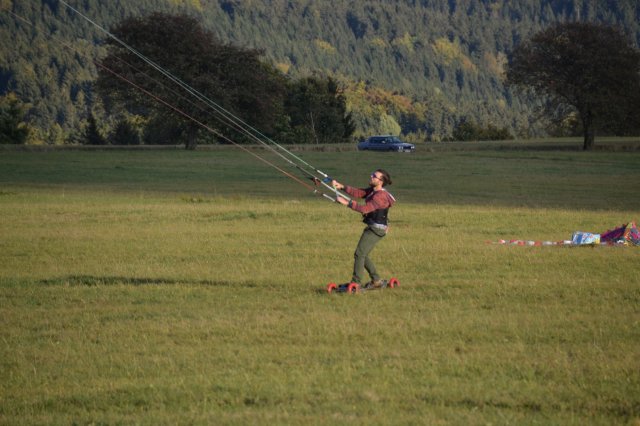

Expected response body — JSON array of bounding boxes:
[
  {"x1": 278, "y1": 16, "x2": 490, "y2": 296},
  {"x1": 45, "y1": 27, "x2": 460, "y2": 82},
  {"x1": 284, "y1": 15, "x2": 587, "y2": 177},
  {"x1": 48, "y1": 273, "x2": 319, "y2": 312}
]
[
  {"x1": 327, "y1": 283, "x2": 337, "y2": 294},
  {"x1": 388, "y1": 278, "x2": 399, "y2": 288},
  {"x1": 347, "y1": 282, "x2": 360, "y2": 293}
]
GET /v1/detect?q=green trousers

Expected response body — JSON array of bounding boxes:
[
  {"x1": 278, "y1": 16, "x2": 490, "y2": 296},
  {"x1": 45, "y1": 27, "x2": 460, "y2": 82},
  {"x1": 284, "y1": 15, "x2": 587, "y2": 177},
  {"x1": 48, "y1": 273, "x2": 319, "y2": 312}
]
[{"x1": 352, "y1": 226, "x2": 386, "y2": 284}]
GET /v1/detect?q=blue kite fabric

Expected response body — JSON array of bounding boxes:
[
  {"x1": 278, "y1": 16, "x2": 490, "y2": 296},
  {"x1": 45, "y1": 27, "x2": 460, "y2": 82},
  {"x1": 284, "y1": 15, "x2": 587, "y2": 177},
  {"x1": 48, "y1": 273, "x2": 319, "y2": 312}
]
[
  {"x1": 492, "y1": 221, "x2": 640, "y2": 246},
  {"x1": 571, "y1": 232, "x2": 600, "y2": 245}
]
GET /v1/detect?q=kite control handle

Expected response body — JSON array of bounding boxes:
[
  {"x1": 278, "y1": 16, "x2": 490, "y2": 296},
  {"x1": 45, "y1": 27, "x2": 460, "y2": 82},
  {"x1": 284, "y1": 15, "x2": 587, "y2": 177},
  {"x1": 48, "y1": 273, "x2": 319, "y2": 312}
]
[{"x1": 311, "y1": 176, "x2": 332, "y2": 186}]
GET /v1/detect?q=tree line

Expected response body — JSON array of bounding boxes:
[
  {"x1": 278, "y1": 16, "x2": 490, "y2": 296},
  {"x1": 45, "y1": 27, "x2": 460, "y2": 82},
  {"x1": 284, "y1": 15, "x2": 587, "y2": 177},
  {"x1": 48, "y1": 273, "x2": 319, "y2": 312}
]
[{"x1": 1, "y1": 0, "x2": 639, "y2": 146}]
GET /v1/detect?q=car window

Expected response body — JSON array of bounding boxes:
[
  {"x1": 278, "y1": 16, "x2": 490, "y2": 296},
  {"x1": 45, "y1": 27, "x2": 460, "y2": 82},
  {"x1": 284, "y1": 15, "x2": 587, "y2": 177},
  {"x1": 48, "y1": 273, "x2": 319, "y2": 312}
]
[{"x1": 366, "y1": 136, "x2": 405, "y2": 144}]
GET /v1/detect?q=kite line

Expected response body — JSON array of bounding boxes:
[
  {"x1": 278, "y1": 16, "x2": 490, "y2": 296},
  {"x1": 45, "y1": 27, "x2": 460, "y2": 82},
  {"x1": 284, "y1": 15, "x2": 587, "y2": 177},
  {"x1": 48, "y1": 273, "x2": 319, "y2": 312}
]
[
  {"x1": 55, "y1": 0, "x2": 350, "y2": 202},
  {"x1": 4, "y1": 2, "x2": 350, "y2": 202}
]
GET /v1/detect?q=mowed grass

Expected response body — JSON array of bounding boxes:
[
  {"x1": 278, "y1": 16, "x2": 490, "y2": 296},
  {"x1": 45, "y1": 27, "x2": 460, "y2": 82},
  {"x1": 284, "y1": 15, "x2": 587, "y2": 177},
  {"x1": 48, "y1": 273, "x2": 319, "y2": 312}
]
[{"x1": 0, "y1": 146, "x2": 639, "y2": 424}]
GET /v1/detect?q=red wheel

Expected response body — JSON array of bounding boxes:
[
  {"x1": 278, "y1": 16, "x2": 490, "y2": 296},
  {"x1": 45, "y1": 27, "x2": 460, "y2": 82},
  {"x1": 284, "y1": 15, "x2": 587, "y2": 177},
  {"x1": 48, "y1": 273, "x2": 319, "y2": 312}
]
[
  {"x1": 347, "y1": 282, "x2": 360, "y2": 294},
  {"x1": 327, "y1": 283, "x2": 337, "y2": 294},
  {"x1": 388, "y1": 278, "x2": 399, "y2": 288}
]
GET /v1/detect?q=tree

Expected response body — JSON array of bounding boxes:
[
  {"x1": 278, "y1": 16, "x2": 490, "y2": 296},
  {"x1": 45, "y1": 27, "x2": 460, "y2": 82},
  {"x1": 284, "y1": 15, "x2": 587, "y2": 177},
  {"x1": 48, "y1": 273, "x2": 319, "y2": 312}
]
[
  {"x1": 83, "y1": 112, "x2": 106, "y2": 145},
  {"x1": 451, "y1": 119, "x2": 512, "y2": 141},
  {"x1": 0, "y1": 93, "x2": 30, "y2": 144},
  {"x1": 506, "y1": 22, "x2": 640, "y2": 150},
  {"x1": 96, "y1": 13, "x2": 288, "y2": 149},
  {"x1": 143, "y1": 114, "x2": 185, "y2": 145},
  {"x1": 110, "y1": 119, "x2": 140, "y2": 145},
  {"x1": 284, "y1": 76, "x2": 354, "y2": 144}
]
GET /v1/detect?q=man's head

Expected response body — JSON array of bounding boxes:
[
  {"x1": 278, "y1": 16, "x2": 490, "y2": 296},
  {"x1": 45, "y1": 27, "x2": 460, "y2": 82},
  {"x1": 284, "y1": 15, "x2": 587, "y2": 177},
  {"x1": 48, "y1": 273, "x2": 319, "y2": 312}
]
[{"x1": 370, "y1": 169, "x2": 392, "y2": 187}]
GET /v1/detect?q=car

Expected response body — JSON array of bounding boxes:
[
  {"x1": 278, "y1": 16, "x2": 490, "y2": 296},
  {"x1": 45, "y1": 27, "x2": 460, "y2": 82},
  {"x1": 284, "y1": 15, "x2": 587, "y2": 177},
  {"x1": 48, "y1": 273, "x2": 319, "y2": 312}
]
[{"x1": 357, "y1": 135, "x2": 415, "y2": 152}]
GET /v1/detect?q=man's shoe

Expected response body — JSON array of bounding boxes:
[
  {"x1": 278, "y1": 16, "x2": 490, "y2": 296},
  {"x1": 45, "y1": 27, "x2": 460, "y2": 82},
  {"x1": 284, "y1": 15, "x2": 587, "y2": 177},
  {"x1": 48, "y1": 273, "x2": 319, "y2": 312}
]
[{"x1": 364, "y1": 279, "x2": 385, "y2": 289}]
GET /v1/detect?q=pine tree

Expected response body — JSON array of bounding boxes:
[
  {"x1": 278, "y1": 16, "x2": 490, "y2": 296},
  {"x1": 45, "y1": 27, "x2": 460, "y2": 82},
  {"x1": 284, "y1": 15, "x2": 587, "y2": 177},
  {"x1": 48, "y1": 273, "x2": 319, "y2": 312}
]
[
  {"x1": 84, "y1": 112, "x2": 106, "y2": 145},
  {"x1": 0, "y1": 93, "x2": 30, "y2": 144}
]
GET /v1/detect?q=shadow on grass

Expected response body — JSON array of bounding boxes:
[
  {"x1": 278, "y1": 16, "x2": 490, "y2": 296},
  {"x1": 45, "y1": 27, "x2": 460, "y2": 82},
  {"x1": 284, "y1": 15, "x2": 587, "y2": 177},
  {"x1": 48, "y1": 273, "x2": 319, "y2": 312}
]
[{"x1": 39, "y1": 275, "x2": 258, "y2": 288}]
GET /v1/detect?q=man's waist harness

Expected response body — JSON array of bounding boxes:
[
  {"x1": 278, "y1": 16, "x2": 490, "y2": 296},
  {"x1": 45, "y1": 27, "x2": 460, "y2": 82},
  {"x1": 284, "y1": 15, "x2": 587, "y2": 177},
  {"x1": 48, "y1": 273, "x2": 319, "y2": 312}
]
[{"x1": 363, "y1": 208, "x2": 389, "y2": 226}]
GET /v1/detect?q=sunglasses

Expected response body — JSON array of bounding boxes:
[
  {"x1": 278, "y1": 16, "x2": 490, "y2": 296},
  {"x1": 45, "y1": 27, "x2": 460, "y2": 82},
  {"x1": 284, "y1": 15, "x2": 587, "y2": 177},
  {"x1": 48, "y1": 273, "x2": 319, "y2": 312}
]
[{"x1": 371, "y1": 173, "x2": 382, "y2": 180}]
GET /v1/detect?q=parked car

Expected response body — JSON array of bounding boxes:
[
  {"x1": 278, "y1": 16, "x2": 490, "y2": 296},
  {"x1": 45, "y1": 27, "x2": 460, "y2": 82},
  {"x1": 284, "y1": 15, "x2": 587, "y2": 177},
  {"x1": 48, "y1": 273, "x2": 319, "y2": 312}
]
[{"x1": 357, "y1": 135, "x2": 415, "y2": 152}]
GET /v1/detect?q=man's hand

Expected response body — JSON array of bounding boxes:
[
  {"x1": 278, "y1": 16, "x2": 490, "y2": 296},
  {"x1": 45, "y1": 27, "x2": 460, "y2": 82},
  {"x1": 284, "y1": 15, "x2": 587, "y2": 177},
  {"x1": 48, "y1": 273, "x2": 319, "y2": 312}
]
[
  {"x1": 331, "y1": 180, "x2": 344, "y2": 190},
  {"x1": 335, "y1": 195, "x2": 349, "y2": 206}
]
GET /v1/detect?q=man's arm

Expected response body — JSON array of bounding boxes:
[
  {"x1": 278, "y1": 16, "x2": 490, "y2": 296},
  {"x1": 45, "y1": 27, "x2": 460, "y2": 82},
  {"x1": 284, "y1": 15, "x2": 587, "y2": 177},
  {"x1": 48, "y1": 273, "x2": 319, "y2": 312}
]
[
  {"x1": 346, "y1": 190, "x2": 389, "y2": 214},
  {"x1": 332, "y1": 181, "x2": 367, "y2": 199}
]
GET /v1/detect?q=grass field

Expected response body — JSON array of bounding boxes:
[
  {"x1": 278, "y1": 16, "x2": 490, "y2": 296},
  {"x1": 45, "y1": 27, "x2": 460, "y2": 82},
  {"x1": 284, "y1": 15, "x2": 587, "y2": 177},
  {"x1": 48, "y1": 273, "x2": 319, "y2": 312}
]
[{"x1": 1, "y1": 145, "x2": 639, "y2": 424}]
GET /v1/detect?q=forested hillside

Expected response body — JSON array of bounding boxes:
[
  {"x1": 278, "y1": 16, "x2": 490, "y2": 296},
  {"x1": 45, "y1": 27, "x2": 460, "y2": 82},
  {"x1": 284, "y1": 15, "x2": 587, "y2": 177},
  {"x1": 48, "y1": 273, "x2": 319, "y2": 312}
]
[{"x1": 1, "y1": 0, "x2": 639, "y2": 143}]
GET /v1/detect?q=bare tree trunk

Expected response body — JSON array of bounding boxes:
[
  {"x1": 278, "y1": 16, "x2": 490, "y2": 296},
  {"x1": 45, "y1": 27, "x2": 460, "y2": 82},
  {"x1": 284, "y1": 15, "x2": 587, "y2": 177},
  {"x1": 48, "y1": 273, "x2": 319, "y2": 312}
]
[
  {"x1": 185, "y1": 128, "x2": 197, "y2": 150},
  {"x1": 582, "y1": 109, "x2": 595, "y2": 151},
  {"x1": 309, "y1": 112, "x2": 319, "y2": 144}
]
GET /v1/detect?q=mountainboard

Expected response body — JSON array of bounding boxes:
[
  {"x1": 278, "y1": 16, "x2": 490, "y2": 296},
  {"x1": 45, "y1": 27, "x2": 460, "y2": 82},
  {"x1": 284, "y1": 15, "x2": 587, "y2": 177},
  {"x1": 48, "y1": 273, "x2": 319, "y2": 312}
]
[{"x1": 326, "y1": 278, "x2": 399, "y2": 294}]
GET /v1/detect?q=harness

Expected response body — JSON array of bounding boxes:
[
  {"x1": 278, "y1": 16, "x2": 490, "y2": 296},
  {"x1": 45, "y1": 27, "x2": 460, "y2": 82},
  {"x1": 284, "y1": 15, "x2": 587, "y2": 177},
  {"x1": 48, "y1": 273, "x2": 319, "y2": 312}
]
[
  {"x1": 361, "y1": 188, "x2": 394, "y2": 228},
  {"x1": 364, "y1": 207, "x2": 389, "y2": 227}
]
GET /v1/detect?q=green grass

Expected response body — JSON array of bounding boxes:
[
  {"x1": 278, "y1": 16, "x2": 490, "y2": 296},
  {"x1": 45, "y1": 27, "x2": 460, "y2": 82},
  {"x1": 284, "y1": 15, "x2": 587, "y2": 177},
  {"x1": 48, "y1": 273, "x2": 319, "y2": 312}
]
[{"x1": 0, "y1": 147, "x2": 639, "y2": 424}]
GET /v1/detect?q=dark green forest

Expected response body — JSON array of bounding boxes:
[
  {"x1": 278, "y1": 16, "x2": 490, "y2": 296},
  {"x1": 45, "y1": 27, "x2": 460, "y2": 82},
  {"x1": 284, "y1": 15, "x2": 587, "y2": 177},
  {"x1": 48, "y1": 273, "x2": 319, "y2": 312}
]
[{"x1": 1, "y1": 0, "x2": 639, "y2": 144}]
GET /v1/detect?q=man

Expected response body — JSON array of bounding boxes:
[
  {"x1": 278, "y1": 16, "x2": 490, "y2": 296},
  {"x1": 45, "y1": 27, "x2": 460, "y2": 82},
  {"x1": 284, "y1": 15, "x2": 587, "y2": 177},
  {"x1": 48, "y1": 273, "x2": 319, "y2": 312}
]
[{"x1": 332, "y1": 169, "x2": 395, "y2": 287}]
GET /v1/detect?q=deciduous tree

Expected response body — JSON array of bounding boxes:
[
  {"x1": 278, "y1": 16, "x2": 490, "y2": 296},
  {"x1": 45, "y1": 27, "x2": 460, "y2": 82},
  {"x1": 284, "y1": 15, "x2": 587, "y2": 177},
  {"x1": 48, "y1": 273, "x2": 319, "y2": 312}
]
[
  {"x1": 96, "y1": 13, "x2": 288, "y2": 149},
  {"x1": 284, "y1": 76, "x2": 354, "y2": 144},
  {"x1": 506, "y1": 22, "x2": 640, "y2": 150}
]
